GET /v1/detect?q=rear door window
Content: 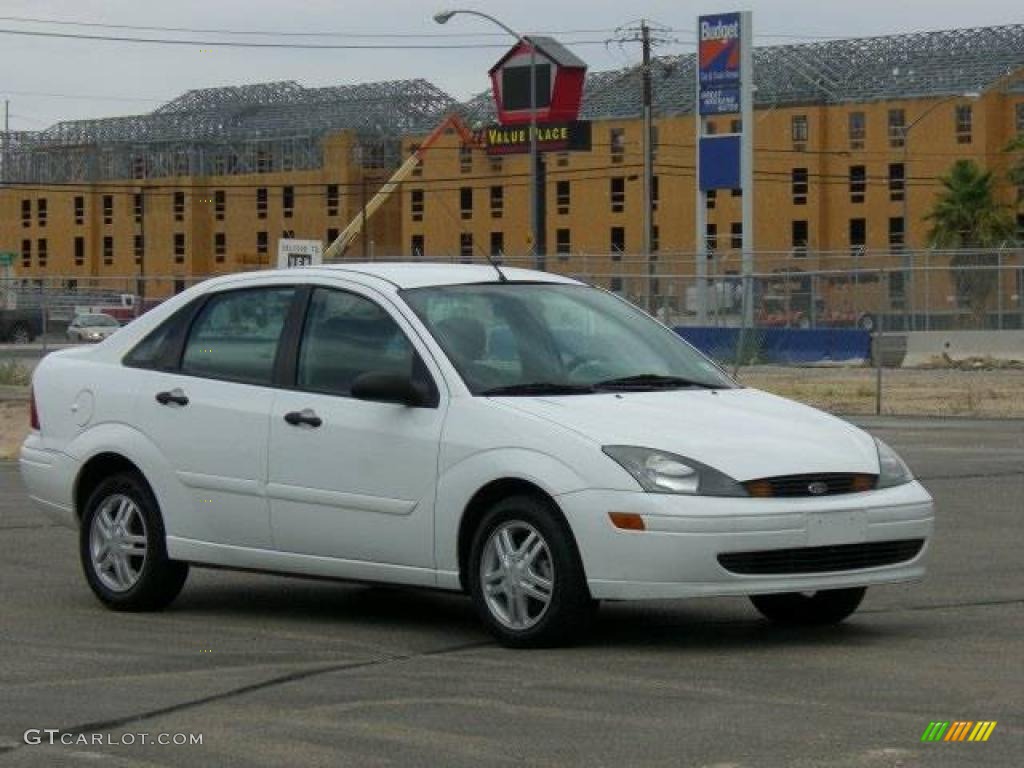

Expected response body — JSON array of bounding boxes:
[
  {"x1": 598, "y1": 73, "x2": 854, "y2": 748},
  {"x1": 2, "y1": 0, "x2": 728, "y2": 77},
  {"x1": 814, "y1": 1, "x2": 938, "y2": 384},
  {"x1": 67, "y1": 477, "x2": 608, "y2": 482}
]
[{"x1": 180, "y1": 287, "x2": 295, "y2": 385}]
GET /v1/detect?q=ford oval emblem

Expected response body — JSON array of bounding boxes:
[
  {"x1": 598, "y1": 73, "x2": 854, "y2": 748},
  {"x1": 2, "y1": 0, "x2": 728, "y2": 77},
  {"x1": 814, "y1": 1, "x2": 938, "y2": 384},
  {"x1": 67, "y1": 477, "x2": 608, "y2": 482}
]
[{"x1": 807, "y1": 481, "x2": 829, "y2": 496}]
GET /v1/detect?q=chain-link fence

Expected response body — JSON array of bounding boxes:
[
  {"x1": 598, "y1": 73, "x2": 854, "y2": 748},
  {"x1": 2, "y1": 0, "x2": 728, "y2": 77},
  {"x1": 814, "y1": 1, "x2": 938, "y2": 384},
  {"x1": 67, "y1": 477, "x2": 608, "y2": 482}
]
[{"x1": 2, "y1": 248, "x2": 1023, "y2": 416}]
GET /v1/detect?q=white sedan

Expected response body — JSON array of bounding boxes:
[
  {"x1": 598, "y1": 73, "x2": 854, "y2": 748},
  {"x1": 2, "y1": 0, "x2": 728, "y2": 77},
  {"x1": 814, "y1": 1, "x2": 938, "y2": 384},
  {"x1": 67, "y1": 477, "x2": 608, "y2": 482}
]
[
  {"x1": 66, "y1": 313, "x2": 121, "y2": 343},
  {"x1": 20, "y1": 264, "x2": 934, "y2": 647}
]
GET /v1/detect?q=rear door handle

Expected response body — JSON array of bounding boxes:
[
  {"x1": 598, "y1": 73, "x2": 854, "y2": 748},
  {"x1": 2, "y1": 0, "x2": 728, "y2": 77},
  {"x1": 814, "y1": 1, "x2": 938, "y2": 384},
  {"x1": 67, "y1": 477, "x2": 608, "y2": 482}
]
[
  {"x1": 284, "y1": 409, "x2": 322, "y2": 428},
  {"x1": 155, "y1": 388, "x2": 189, "y2": 407}
]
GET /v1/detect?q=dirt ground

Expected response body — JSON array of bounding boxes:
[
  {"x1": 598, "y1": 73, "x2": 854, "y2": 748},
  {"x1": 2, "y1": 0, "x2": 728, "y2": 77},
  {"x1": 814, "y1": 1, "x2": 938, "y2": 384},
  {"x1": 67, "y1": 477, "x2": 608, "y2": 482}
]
[
  {"x1": 738, "y1": 365, "x2": 1024, "y2": 417},
  {"x1": 1, "y1": 367, "x2": 1021, "y2": 460}
]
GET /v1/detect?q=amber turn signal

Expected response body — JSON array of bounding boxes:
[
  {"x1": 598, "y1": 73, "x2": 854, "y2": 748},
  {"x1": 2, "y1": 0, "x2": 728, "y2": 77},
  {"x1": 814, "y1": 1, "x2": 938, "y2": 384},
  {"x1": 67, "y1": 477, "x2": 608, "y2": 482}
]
[{"x1": 608, "y1": 512, "x2": 645, "y2": 531}]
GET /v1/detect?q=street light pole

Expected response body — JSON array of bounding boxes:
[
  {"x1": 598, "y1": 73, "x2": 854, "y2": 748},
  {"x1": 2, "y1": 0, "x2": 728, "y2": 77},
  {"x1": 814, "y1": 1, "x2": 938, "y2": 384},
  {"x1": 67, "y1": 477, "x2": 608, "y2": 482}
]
[{"x1": 434, "y1": 9, "x2": 542, "y2": 266}]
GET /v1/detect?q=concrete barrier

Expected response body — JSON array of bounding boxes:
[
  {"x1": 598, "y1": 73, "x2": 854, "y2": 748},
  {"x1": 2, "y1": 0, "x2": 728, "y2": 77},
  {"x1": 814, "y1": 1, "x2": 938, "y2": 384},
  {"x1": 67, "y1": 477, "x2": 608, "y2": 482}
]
[{"x1": 903, "y1": 331, "x2": 1024, "y2": 367}]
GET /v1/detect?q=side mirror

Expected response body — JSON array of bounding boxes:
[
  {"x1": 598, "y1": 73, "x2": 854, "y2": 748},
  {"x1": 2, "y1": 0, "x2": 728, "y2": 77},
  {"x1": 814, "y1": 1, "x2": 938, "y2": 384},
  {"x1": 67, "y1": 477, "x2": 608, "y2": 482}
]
[{"x1": 350, "y1": 371, "x2": 428, "y2": 407}]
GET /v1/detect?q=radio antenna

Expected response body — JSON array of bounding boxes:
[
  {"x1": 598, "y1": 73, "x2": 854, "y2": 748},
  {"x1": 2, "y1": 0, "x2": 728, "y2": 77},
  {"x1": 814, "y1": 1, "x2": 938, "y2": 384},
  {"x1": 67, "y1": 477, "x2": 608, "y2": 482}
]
[{"x1": 484, "y1": 251, "x2": 509, "y2": 282}]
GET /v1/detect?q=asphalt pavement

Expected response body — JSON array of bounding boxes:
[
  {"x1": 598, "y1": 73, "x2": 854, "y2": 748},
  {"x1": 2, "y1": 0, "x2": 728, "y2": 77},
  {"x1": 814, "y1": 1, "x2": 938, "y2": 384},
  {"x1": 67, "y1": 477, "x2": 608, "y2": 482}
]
[{"x1": 0, "y1": 417, "x2": 1021, "y2": 767}]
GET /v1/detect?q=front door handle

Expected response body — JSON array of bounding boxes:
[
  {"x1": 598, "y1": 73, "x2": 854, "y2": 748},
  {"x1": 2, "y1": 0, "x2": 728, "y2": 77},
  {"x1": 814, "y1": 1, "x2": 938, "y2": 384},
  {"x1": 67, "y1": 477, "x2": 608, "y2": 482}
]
[
  {"x1": 155, "y1": 388, "x2": 189, "y2": 407},
  {"x1": 284, "y1": 409, "x2": 322, "y2": 428}
]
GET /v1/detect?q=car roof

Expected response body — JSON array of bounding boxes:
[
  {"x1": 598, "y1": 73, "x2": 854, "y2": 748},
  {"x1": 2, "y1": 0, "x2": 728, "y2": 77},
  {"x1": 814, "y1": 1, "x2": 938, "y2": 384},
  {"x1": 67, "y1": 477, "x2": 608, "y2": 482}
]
[{"x1": 221, "y1": 262, "x2": 584, "y2": 290}]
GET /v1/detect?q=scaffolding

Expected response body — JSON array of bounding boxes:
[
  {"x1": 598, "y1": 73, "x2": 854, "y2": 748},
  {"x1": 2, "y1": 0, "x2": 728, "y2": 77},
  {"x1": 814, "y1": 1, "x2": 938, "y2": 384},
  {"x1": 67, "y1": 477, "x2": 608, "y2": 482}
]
[
  {"x1": 463, "y1": 24, "x2": 1024, "y2": 122},
  {"x1": 1, "y1": 79, "x2": 455, "y2": 184}
]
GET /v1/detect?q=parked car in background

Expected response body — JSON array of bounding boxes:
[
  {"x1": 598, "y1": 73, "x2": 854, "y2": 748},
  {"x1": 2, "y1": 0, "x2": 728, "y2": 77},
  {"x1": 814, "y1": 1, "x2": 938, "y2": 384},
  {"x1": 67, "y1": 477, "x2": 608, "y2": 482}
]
[
  {"x1": 0, "y1": 308, "x2": 42, "y2": 344},
  {"x1": 67, "y1": 313, "x2": 121, "y2": 343},
  {"x1": 21, "y1": 264, "x2": 934, "y2": 647}
]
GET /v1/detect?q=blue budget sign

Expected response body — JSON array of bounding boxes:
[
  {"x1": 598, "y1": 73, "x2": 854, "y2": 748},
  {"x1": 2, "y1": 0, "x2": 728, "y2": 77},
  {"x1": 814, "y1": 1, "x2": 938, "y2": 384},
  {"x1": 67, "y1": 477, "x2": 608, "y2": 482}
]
[{"x1": 698, "y1": 12, "x2": 742, "y2": 115}]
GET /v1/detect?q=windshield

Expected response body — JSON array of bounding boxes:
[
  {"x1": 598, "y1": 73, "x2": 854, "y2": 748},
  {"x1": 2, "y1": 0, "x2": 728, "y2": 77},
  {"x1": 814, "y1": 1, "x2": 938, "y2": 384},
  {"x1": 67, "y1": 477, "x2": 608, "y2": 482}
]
[
  {"x1": 402, "y1": 283, "x2": 733, "y2": 395},
  {"x1": 82, "y1": 314, "x2": 118, "y2": 327}
]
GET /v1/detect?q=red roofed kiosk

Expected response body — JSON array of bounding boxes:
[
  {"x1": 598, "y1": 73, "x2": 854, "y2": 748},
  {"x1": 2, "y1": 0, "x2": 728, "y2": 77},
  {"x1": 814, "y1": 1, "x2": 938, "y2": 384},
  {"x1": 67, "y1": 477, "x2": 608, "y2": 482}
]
[{"x1": 489, "y1": 36, "x2": 587, "y2": 125}]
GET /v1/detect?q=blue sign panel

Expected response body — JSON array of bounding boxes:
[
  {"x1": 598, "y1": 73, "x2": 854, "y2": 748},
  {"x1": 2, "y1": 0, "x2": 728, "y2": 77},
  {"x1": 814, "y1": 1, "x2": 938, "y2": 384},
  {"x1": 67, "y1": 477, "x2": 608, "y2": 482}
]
[
  {"x1": 698, "y1": 12, "x2": 742, "y2": 116},
  {"x1": 699, "y1": 136, "x2": 741, "y2": 191}
]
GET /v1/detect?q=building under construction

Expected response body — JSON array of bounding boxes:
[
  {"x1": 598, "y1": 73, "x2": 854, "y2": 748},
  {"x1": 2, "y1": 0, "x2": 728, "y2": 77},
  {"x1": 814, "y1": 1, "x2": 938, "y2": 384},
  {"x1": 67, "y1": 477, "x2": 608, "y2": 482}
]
[{"x1": 1, "y1": 24, "x2": 1023, "y2": 305}]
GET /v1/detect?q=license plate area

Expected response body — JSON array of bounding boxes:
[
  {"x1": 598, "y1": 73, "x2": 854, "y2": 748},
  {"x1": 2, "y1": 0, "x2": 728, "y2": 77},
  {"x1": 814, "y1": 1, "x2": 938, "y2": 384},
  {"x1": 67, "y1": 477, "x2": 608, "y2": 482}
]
[{"x1": 806, "y1": 509, "x2": 867, "y2": 546}]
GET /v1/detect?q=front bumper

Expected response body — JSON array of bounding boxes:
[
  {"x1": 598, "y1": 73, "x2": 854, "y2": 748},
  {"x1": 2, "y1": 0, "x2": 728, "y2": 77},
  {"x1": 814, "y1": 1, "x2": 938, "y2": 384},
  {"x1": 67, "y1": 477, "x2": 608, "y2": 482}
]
[{"x1": 556, "y1": 481, "x2": 934, "y2": 600}]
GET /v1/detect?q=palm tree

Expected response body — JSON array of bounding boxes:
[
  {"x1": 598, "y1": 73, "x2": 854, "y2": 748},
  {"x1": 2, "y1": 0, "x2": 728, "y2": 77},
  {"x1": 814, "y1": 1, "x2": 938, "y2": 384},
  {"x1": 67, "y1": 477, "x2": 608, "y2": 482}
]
[{"x1": 925, "y1": 160, "x2": 1014, "y2": 327}]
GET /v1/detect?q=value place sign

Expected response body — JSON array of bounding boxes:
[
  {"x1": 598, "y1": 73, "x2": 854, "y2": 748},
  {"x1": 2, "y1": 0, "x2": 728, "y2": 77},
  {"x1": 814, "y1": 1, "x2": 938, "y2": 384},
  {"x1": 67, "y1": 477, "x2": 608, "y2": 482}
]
[{"x1": 484, "y1": 121, "x2": 592, "y2": 156}]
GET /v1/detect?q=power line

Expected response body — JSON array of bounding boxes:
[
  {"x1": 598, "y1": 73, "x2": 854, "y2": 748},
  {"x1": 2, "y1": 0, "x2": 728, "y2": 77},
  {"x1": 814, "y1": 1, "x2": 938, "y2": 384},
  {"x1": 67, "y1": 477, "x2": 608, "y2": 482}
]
[{"x1": 0, "y1": 27, "x2": 610, "y2": 50}]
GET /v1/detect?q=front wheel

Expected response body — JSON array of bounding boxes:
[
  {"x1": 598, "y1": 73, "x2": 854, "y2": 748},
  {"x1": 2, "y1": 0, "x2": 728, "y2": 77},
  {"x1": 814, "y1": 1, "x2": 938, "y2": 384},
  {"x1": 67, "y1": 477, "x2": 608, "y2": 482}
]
[
  {"x1": 750, "y1": 587, "x2": 866, "y2": 626},
  {"x1": 468, "y1": 495, "x2": 594, "y2": 648},
  {"x1": 10, "y1": 323, "x2": 31, "y2": 344},
  {"x1": 80, "y1": 473, "x2": 188, "y2": 611}
]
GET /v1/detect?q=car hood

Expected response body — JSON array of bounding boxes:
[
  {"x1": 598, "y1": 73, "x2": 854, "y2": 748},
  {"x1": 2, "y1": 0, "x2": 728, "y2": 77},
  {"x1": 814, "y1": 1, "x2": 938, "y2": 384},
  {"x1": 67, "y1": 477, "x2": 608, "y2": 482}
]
[{"x1": 494, "y1": 387, "x2": 879, "y2": 482}]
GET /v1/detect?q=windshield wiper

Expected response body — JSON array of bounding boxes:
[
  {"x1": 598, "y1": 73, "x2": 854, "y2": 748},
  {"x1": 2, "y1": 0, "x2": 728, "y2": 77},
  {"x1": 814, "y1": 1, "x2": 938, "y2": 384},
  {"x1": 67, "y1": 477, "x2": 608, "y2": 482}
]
[
  {"x1": 594, "y1": 374, "x2": 720, "y2": 391},
  {"x1": 481, "y1": 382, "x2": 596, "y2": 397}
]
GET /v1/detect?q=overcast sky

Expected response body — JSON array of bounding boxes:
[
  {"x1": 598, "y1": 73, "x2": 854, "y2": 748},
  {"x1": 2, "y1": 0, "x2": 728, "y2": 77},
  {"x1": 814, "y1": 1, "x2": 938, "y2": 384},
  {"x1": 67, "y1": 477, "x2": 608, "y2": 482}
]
[{"x1": 0, "y1": 0, "x2": 1020, "y2": 130}]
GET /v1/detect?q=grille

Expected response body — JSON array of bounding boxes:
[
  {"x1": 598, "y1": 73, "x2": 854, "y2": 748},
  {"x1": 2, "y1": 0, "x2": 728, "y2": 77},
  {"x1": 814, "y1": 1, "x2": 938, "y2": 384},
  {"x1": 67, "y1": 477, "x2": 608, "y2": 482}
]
[
  {"x1": 744, "y1": 473, "x2": 877, "y2": 498},
  {"x1": 718, "y1": 539, "x2": 925, "y2": 575}
]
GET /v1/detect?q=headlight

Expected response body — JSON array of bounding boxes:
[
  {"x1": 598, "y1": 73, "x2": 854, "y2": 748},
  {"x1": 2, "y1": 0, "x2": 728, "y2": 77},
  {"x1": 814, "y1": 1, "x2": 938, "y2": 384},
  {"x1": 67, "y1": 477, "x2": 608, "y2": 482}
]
[
  {"x1": 875, "y1": 438, "x2": 913, "y2": 488},
  {"x1": 602, "y1": 446, "x2": 747, "y2": 497}
]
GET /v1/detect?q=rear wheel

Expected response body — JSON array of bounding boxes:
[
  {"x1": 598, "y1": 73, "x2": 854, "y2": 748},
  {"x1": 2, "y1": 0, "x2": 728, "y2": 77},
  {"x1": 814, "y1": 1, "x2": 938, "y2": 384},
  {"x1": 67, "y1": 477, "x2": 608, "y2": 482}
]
[
  {"x1": 750, "y1": 587, "x2": 866, "y2": 626},
  {"x1": 80, "y1": 472, "x2": 188, "y2": 611},
  {"x1": 468, "y1": 495, "x2": 594, "y2": 648},
  {"x1": 10, "y1": 323, "x2": 31, "y2": 344}
]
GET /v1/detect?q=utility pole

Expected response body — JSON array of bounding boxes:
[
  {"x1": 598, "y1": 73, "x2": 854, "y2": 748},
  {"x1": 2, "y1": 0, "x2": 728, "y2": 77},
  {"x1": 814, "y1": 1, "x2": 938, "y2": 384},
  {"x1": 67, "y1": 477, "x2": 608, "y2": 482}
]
[
  {"x1": 610, "y1": 21, "x2": 673, "y2": 313},
  {"x1": 2, "y1": 100, "x2": 9, "y2": 185}
]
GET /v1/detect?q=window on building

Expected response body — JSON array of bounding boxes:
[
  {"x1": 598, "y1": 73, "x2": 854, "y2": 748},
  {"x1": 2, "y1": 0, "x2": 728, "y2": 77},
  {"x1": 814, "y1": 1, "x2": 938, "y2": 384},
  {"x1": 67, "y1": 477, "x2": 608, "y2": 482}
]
[
  {"x1": 888, "y1": 217, "x2": 905, "y2": 251},
  {"x1": 650, "y1": 125, "x2": 660, "y2": 161},
  {"x1": 36, "y1": 199, "x2": 47, "y2": 227},
  {"x1": 490, "y1": 185, "x2": 503, "y2": 219},
  {"x1": 325, "y1": 185, "x2": 338, "y2": 217},
  {"x1": 459, "y1": 144, "x2": 473, "y2": 173},
  {"x1": 706, "y1": 189, "x2": 717, "y2": 210},
  {"x1": 556, "y1": 228, "x2": 571, "y2": 258},
  {"x1": 103, "y1": 236, "x2": 113, "y2": 266},
  {"x1": 610, "y1": 276, "x2": 623, "y2": 293},
  {"x1": 460, "y1": 187, "x2": 473, "y2": 219},
  {"x1": 283, "y1": 186, "x2": 294, "y2": 218},
  {"x1": 133, "y1": 235, "x2": 144, "y2": 265},
  {"x1": 731, "y1": 187, "x2": 742, "y2": 198},
  {"x1": 848, "y1": 111, "x2": 866, "y2": 149},
  {"x1": 1018, "y1": 213, "x2": 1024, "y2": 242},
  {"x1": 459, "y1": 232, "x2": 473, "y2": 261},
  {"x1": 410, "y1": 144, "x2": 422, "y2": 177},
  {"x1": 174, "y1": 279, "x2": 186, "y2": 295},
  {"x1": 173, "y1": 191, "x2": 185, "y2": 221},
  {"x1": 889, "y1": 163, "x2": 905, "y2": 202},
  {"x1": 1016, "y1": 103, "x2": 1024, "y2": 134},
  {"x1": 411, "y1": 234, "x2": 424, "y2": 258},
  {"x1": 556, "y1": 180, "x2": 570, "y2": 215},
  {"x1": 20, "y1": 239, "x2": 30, "y2": 268},
  {"x1": 651, "y1": 175, "x2": 659, "y2": 211},
  {"x1": 132, "y1": 193, "x2": 142, "y2": 224},
  {"x1": 610, "y1": 127, "x2": 625, "y2": 163},
  {"x1": 849, "y1": 218, "x2": 867, "y2": 249},
  {"x1": 74, "y1": 196, "x2": 84, "y2": 225},
  {"x1": 792, "y1": 168, "x2": 809, "y2": 205},
  {"x1": 706, "y1": 223, "x2": 718, "y2": 252},
  {"x1": 174, "y1": 233, "x2": 185, "y2": 264},
  {"x1": 37, "y1": 238, "x2": 47, "y2": 268},
  {"x1": 792, "y1": 220, "x2": 809, "y2": 255},
  {"x1": 651, "y1": 225, "x2": 660, "y2": 253},
  {"x1": 888, "y1": 271, "x2": 905, "y2": 306},
  {"x1": 704, "y1": 121, "x2": 718, "y2": 136},
  {"x1": 849, "y1": 165, "x2": 866, "y2": 204},
  {"x1": 555, "y1": 151, "x2": 569, "y2": 168},
  {"x1": 730, "y1": 222, "x2": 743, "y2": 250},
  {"x1": 489, "y1": 155, "x2": 503, "y2": 173},
  {"x1": 888, "y1": 109, "x2": 906, "y2": 148},
  {"x1": 791, "y1": 115, "x2": 809, "y2": 146},
  {"x1": 257, "y1": 231, "x2": 268, "y2": 256},
  {"x1": 215, "y1": 190, "x2": 226, "y2": 220},
  {"x1": 490, "y1": 231, "x2": 504, "y2": 258},
  {"x1": 729, "y1": 119, "x2": 741, "y2": 134},
  {"x1": 214, "y1": 232, "x2": 226, "y2": 262},
  {"x1": 74, "y1": 236, "x2": 85, "y2": 267},
  {"x1": 610, "y1": 226, "x2": 625, "y2": 257},
  {"x1": 610, "y1": 177, "x2": 626, "y2": 213},
  {"x1": 411, "y1": 189, "x2": 424, "y2": 221},
  {"x1": 256, "y1": 187, "x2": 268, "y2": 219},
  {"x1": 103, "y1": 195, "x2": 113, "y2": 225},
  {"x1": 955, "y1": 104, "x2": 973, "y2": 144},
  {"x1": 21, "y1": 199, "x2": 30, "y2": 228}
]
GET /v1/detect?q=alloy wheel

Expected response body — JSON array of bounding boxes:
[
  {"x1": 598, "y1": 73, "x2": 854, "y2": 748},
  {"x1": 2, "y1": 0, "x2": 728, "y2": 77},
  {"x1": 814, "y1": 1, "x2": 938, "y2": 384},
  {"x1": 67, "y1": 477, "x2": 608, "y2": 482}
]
[{"x1": 479, "y1": 521, "x2": 555, "y2": 630}]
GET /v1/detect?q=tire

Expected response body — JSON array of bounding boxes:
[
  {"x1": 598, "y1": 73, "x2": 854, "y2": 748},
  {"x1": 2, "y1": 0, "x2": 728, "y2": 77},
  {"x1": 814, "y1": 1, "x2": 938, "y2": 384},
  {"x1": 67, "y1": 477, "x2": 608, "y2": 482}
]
[
  {"x1": 10, "y1": 323, "x2": 31, "y2": 345},
  {"x1": 468, "y1": 494, "x2": 594, "y2": 648},
  {"x1": 749, "y1": 587, "x2": 866, "y2": 626},
  {"x1": 79, "y1": 472, "x2": 188, "y2": 611},
  {"x1": 858, "y1": 314, "x2": 876, "y2": 332}
]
